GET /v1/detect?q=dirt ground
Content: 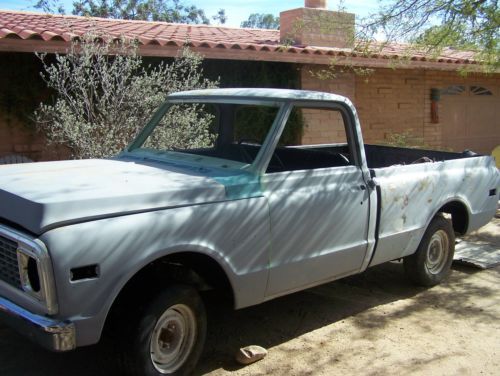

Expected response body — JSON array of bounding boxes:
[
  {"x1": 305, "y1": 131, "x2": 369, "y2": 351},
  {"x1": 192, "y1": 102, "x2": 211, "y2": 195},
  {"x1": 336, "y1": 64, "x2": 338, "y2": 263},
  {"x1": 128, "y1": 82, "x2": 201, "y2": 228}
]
[{"x1": 1, "y1": 217, "x2": 499, "y2": 376}]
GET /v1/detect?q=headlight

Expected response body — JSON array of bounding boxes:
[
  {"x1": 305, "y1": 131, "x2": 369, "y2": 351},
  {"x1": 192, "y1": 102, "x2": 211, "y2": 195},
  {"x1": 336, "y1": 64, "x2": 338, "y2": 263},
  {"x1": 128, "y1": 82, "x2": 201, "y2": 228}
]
[
  {"x1": 0, "y1": 225, "x2": 57, "y2": 315},
  {"x1": 17, "y1": 249, "x2": 42, "y2": 296}
]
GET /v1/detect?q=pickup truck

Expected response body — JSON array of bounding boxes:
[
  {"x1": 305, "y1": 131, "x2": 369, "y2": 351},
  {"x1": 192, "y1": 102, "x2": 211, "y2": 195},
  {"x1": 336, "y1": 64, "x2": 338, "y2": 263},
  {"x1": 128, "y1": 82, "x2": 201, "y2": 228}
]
[{"x1": 0, "y1": 88, "x2": 498, "y2": 375}]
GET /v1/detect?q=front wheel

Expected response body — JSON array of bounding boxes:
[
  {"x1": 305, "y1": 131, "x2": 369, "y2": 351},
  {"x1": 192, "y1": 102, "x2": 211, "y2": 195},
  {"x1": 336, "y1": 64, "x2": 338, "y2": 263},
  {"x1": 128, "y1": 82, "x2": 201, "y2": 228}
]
[
  {"x1": 404, "y1": 215, "x2": 455, "y2": 286},
  {"x1": 120, "y1": 285, "x2": 207, "y2": 376}
]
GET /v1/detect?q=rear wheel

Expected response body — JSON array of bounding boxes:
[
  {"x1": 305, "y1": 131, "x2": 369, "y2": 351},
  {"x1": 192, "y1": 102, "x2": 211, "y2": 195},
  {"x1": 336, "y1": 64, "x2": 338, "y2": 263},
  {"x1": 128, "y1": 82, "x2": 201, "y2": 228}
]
[
  {"x1": 117, "y1": 285, "x2": 207, "y2": 376},
  {"x1": 404, "y1": 215, "x2": 455, "y2": 286}
]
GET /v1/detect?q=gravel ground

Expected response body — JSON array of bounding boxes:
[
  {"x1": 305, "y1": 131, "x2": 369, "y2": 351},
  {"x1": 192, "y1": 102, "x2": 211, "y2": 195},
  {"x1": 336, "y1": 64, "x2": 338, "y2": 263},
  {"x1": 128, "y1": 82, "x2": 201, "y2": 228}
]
[{"x1": 1, "y1": 216, "x2": 499, "y2": 376}]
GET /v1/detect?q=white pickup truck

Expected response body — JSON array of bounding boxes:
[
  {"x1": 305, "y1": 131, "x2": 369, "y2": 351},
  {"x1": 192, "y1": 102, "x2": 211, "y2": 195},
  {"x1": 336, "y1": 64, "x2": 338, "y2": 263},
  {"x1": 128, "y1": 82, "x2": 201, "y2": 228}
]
[{"x1": 0, "y1": 89, "x2": 498, "y2": 375}]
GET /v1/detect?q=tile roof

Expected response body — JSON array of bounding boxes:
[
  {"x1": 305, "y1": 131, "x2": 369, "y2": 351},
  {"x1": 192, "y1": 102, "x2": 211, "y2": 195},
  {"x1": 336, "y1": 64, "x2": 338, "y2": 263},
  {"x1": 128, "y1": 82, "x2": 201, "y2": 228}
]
[{"x1": 0, "y1": 10, "x2": 478, "y2": 69}]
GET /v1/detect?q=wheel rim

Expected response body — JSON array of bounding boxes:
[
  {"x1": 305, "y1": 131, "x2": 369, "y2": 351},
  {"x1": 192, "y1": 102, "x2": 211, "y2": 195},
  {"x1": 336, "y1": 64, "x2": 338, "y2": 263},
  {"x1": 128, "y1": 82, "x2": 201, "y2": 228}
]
[
  {"x1": 150, "y1": 304, "x2": 197, "y2": 374},
  {"x1": 425, "y1": 230, "x2": 449, "y2": 274}
]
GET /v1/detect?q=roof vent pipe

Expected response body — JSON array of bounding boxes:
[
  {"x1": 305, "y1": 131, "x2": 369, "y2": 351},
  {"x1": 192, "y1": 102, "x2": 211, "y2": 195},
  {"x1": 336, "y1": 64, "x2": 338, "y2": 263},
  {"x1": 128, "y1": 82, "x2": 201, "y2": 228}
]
[{"x1": 305, "y1": 0, "x2": 327, "y2": 8}]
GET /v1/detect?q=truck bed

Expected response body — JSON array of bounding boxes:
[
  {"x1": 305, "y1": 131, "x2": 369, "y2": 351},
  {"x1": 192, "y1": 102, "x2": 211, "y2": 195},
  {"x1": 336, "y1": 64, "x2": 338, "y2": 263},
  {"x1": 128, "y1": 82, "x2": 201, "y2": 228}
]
[
  {"x1": 366, "y1": 145, "x2": 498, "y2": 267},
  {"x1": 364, "y1": 144, "x2": 479, "y2": 169}
]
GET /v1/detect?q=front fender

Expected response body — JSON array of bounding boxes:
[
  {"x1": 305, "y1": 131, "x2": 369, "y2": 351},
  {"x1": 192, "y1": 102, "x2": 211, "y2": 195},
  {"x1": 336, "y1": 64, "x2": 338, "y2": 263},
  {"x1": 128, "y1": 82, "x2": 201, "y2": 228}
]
[{"x1": 40, "y1": 197, "x2": 271, "y2": 347}]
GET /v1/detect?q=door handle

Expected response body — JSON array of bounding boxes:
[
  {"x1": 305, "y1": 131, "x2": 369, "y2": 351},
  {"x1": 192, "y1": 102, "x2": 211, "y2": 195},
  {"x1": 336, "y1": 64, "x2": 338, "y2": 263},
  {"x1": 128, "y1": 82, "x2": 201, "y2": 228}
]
[{"x1": 367, "y1": 179, "x2": 378, "y2": 190}]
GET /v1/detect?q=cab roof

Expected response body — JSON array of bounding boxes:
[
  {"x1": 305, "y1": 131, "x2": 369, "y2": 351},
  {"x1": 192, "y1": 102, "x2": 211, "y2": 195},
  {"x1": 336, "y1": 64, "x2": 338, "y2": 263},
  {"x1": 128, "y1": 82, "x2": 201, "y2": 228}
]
[{"x1": 168, "y1": 88, "x2": 349, "y2": 103}]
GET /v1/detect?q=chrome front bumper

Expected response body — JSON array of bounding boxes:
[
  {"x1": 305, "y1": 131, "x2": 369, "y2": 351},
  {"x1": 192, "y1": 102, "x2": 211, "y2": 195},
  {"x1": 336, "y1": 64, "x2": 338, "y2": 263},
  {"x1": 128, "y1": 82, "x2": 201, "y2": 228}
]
[{"x1": 0, "y1": 296, "x2": 75, "y2": 351}]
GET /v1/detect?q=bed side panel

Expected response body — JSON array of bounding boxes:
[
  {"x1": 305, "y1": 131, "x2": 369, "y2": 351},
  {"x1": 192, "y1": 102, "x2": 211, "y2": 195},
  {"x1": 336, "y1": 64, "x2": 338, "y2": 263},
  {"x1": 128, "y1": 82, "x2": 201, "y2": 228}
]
[{"x1": 370, "y1": 156, "x2": 498, "y2": 266}]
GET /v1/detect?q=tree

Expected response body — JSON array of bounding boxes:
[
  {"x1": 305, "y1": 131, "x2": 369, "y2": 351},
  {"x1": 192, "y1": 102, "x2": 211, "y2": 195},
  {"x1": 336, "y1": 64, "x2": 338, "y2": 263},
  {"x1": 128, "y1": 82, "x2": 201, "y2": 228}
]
[
  {"x1": 362, "y1": 0, "x2": 499, "y2": 70},
  {"x1": 32, "y1": 0, "x2": 65, "y2": 14},
  {"x1": 34, "y1": 0, "x2": 226, "y2": 25},
  {"x1": 35, "y1": 34, "x2": 218, "y2": 158},
  {"x1": 241, "y1": 13, "x2": 280, "y2": 29},
  {"x1": 413, "y1": 24, "x2": 477, "y2": 50},
  {"x1": 212, "y1": 9, "x2": 227, "y2": 25}
]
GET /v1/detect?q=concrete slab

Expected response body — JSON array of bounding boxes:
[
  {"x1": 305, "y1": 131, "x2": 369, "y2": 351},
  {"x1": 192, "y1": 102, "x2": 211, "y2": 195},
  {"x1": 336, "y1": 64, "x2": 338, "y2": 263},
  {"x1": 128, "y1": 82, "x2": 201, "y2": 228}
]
[
  {"x1": 454, "y1": 240, "x2": 500, "y2": 269},
  {"x1": 453, "y1": 210, "x2": 500, "y2": 269}
]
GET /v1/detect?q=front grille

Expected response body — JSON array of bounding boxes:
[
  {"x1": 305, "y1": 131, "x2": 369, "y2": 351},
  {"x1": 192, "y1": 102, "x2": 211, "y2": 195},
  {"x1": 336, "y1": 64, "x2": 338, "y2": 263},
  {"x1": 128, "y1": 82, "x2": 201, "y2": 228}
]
[{"x1": 0, "y1": 235, "x2": 21, "y2": 289}]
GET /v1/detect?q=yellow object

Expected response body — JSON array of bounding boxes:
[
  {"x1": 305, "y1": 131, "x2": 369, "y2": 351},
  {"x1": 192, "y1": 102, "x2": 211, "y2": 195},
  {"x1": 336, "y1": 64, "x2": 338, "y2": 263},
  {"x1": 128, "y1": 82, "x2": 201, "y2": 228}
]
[{"x1": 493, "y1": 145, "x2": 500, "y2": 168}]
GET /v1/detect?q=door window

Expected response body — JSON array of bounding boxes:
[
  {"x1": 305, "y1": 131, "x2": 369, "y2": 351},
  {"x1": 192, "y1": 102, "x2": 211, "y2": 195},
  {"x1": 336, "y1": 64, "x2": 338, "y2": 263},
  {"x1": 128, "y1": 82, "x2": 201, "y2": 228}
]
[{"x1": 266, "y1": 105, "x2": 353, "y2": 173}]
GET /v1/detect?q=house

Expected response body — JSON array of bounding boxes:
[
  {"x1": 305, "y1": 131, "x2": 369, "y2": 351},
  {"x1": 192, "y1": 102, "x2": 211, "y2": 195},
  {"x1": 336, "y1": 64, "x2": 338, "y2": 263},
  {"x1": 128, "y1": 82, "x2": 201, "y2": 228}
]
[{"x1": 0, "y1": 0, "x2": 499, "y2": 161}]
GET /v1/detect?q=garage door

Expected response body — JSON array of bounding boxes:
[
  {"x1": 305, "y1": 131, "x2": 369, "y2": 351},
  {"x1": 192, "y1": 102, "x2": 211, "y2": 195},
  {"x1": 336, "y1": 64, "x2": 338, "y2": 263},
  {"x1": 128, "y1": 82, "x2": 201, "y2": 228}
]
[{"x1": 440, "y1": 84, "x2": 500, "y2": 154}]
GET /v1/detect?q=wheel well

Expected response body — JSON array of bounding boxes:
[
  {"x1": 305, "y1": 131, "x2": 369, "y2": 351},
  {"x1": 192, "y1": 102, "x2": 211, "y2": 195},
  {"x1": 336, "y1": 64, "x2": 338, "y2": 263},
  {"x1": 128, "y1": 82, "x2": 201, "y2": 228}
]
[
  {"x1": 104, "y1": 252, "x2": 234, "y2": 335},
  {"x1": 438, "y1": 201, "x2": 469, "y2": 235}
]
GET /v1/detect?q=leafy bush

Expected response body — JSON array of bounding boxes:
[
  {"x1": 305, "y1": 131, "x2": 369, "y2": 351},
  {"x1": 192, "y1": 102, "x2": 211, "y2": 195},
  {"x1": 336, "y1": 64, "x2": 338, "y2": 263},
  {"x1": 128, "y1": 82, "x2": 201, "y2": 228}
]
[{"x1": 35, "y1": 34, "x2": 218, "y2": 159}]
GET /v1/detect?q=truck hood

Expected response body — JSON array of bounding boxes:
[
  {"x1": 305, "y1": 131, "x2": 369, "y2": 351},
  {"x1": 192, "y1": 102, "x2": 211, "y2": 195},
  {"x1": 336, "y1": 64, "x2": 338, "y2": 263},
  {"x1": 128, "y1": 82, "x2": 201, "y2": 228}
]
[{"x1": 0, "y1": 158, "x2": 229, "y2": 234}]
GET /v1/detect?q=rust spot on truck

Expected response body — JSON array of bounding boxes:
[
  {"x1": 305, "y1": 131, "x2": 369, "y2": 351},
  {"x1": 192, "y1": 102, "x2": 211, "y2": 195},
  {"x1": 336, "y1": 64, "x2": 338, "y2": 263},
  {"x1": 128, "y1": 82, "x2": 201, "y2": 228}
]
[{"x1": 418, "y1": 177, "x2": 432, "y2": 192}]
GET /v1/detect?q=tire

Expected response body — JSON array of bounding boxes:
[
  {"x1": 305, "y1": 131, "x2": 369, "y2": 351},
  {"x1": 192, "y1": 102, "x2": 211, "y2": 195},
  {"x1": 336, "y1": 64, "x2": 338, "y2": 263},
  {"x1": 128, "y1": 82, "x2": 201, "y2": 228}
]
[
  {"x1": 118, "y1": 285, "x2": 207, "y2": 376},
  {"x1": 404, "y1": 215, "x2": 455, "y2": 287}
]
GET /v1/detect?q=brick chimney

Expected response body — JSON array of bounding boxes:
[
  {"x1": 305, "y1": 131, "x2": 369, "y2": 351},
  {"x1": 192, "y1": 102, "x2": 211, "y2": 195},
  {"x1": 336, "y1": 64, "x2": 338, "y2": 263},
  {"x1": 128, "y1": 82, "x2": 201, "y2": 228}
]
[{"x1": 280, "y1": 0, "x2": 355, "y2": 48}]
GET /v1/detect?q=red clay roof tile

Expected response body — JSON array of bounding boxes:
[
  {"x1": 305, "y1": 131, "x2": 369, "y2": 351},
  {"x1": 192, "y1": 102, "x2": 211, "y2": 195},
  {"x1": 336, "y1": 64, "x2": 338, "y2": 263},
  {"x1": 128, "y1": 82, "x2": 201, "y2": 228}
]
[{"x1": 0, "y1": 9, "x2": 478, "y2": 66}]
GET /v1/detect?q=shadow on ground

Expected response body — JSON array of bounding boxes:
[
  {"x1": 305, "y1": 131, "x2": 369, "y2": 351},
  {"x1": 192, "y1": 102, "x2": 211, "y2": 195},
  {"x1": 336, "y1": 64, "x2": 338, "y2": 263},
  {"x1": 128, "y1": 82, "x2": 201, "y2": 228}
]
[{"x1": 0, "y1": 260, "x2": 496, "y2": 376}]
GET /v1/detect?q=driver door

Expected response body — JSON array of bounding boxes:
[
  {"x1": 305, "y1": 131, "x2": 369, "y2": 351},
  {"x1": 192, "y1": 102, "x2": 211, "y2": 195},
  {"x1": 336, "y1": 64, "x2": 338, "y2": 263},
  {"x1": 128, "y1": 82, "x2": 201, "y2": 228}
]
[{"x1": 262, "y1": 103, "x2": 370, "y2": 297}]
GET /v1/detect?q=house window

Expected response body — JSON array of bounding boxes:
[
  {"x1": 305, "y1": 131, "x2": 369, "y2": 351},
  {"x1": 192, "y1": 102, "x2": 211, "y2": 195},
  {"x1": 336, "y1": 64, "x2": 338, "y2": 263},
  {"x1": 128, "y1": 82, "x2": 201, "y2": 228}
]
[
  {"x1": 470, "y1": 86, "x2": 493, "y2": 96},
  {"x1": 441, "y1": 85, "x2": 494, "y2": 96}
]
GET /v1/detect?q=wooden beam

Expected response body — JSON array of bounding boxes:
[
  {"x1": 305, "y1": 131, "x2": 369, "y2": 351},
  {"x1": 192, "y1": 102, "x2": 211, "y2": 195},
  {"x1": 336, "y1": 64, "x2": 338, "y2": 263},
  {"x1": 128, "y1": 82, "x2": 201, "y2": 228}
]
[{"x1": 0, "y1": 38, "x2": 487, "y2": 73}]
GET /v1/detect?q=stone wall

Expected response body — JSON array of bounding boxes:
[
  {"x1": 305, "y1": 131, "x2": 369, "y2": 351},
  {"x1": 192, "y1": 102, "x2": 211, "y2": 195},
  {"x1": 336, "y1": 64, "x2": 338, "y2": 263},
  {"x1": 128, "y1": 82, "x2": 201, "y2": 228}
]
[
  {"x1": 301, "y1": 66, "x2": 500, "y2": 152},
  {"x1": 300, "y1": 66, "x2": 354, "y2": 145},
  {"x1": 1, "y1": 51, "x2": 499, "y2": 160},
  {"x1": 355, "y1": 69, "x2": 427, "y2": 146}
]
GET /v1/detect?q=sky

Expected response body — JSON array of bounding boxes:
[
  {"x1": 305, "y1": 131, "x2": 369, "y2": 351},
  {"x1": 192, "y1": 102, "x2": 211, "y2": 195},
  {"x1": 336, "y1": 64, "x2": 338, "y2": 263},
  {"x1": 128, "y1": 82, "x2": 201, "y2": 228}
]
[{"x1": 0, "y1": 0, "x2": 380, "y2": 27}]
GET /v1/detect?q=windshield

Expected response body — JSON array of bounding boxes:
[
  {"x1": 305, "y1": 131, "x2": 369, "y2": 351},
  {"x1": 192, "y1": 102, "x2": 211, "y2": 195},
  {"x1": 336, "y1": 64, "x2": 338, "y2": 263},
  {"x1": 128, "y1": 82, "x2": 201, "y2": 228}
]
[{"x1": 128, "y1": 101, "x2": 283, "y2": 167}]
